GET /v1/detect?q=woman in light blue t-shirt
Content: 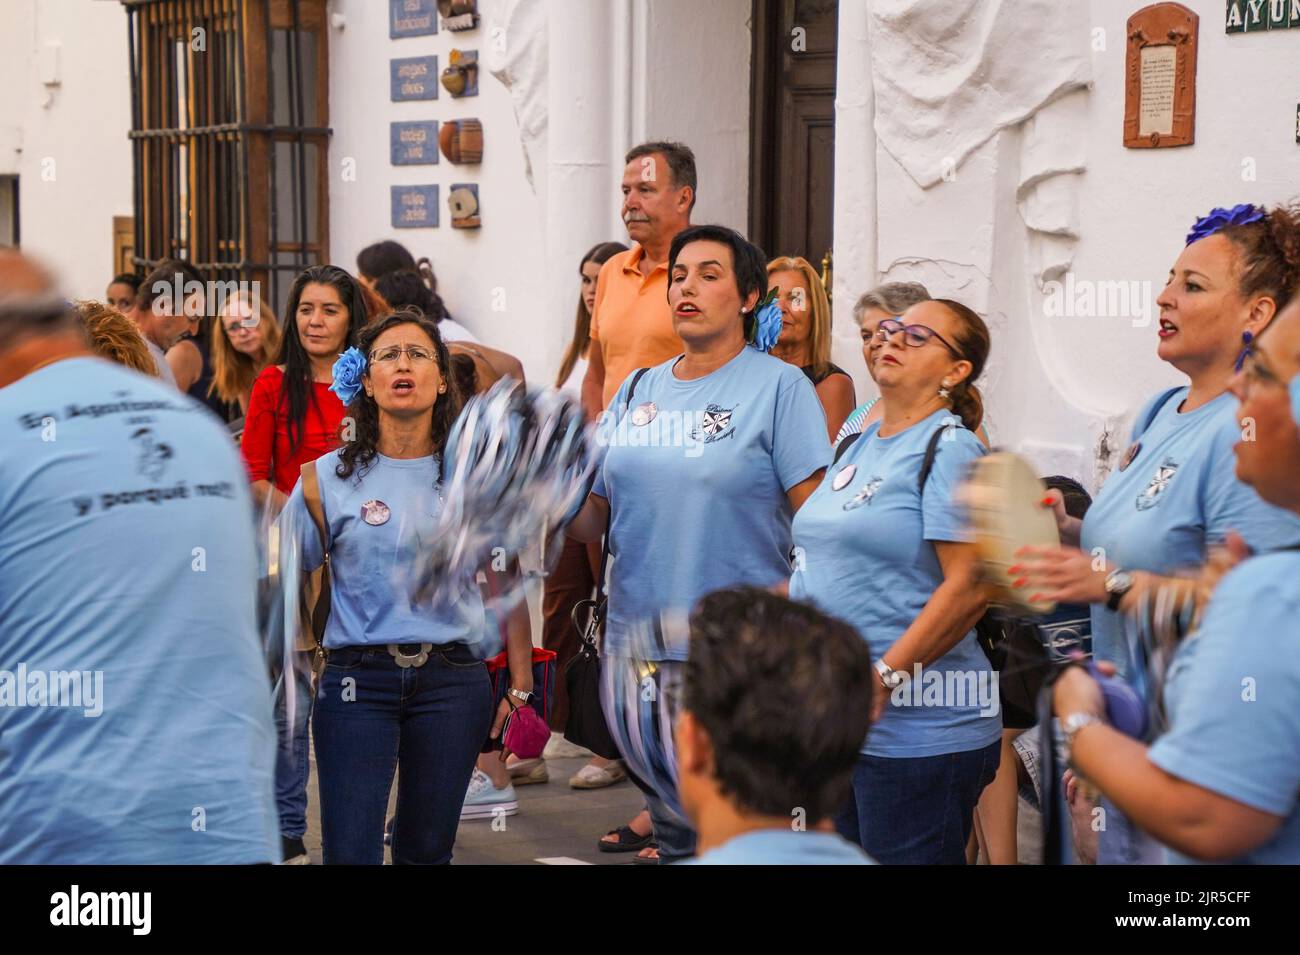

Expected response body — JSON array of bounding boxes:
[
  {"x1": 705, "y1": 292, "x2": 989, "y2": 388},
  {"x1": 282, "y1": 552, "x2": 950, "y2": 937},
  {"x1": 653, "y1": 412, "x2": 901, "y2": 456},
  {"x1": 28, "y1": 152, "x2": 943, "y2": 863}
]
[
  {"x1": 568, "y1": 225, "x2": 832, "y2": 863},
  {"x1": 791, "y1": 298, "x2": 999, "y2": 864},
  {"x1": 1053, "y1": 295, "x2": 1300, "y2": 863},
  {"x1": 1017, "y1": 204, "x2": 1300, "y2": 863},
  {"x1": 278, "y1": 312, "x2": 534, "y2": 865}
]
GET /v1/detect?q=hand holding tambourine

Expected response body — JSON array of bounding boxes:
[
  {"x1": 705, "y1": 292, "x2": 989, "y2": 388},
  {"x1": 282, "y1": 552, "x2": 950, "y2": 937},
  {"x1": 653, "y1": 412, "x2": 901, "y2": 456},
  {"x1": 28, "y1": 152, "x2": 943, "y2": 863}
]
[{"x1": 957, "y1": 452, "x2": 1060, "y2": 615}]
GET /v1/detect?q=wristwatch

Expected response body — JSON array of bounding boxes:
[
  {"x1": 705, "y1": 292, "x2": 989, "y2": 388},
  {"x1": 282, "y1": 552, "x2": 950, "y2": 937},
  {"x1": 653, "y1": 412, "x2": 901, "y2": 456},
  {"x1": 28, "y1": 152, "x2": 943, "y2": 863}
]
[
  {"x1": 874, "y1": 658, "x2": 905, "y2": 690},
  {"x1": 1062, "y1": 711, "x2": 1102, "y2": 758},
  {"x1": 1104, "y1": 568, "x2": 1135, "y2": 611},
  {"x1": 507, "y1": 687, "x2": 533, "y2": 705}
]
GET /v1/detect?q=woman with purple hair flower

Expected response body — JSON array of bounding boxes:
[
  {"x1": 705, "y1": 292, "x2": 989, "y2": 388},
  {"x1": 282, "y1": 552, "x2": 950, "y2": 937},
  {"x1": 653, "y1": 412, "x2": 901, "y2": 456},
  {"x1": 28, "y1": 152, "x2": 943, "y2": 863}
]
[{"x1": 1016, "y1": 200, "x2": 1300, "y2": 863}]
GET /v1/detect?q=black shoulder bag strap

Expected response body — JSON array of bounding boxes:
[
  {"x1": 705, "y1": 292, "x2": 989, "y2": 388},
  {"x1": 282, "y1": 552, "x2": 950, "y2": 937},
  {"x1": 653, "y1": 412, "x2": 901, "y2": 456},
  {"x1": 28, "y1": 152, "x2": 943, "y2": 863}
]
[
  {"x1": 916, "y1": 420, "x2": 957, "y2": 492},
  {"x1": 1135, "y1": 386, "x2": 1182, "y2": 440},
  {"x1": 591, "y1": 367, "x2": 650, "y2": 629},
  {"x1": 832, "y1": 430, "x2": 861, "y2": 466}
]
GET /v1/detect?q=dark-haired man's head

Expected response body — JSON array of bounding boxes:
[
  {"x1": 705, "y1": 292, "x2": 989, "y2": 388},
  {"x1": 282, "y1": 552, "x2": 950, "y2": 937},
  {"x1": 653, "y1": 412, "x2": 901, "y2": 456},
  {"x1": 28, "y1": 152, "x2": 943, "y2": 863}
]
[
  {"x1": 677, "y1": 588, "x2": 874, "y2": 842},
  {"x1": 373, "y1": 269, "x2": 446, "y2": 324},
  {"x1": 136, "y1": 259, "x2": 205, "y2": 349},
  {"x1": 621, "y1": 141, "x2": 696, "y2": 256},
  {"x1": 356, "y1": 240, "x2": 417, "y2": 288},
  {"x1": 1042, "y1": 475, "x2": 1092, "y2": 520}
]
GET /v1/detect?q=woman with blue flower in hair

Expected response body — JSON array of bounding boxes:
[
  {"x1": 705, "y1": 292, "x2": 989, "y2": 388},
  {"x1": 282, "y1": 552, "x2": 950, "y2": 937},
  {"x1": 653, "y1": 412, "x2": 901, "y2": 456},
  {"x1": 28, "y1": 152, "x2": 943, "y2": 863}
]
[
  {"x1": 568, "y1": 224, "x2": 832, "y2": 862},
  {"x1": 276, "y1": 309, "x2": 534, "y2": 864},
  {"x1": 1017, "y1": 201, "x2": 1300, "y2": 863}
]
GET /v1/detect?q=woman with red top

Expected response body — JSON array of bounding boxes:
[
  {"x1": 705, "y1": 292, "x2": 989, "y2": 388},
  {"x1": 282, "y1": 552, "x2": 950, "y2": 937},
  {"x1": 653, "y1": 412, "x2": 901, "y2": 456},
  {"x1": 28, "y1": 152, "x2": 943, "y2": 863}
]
[{"x1": 242, "y1": 265, "x2": 369, "y2": 516}]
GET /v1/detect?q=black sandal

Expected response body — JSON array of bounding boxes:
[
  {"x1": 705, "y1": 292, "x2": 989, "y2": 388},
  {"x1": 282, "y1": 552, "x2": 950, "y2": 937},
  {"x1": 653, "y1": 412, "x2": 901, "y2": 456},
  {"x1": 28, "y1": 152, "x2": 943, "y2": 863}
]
[{"x1": 598, "y1": 825, "x2": 654, "y2": 853}]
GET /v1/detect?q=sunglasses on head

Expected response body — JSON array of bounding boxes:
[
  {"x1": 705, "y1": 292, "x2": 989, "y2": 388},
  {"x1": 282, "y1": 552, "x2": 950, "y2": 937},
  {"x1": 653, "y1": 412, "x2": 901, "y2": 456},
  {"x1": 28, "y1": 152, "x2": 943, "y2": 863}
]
[{"x1": 875, "y1": 317, "x2": 962, "y2": 358}]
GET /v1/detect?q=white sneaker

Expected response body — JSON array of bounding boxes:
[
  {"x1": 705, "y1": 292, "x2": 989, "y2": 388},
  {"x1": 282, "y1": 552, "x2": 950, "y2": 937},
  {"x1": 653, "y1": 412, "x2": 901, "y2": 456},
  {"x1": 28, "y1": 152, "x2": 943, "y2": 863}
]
[
  {"x1": 544, "y1": 732, "x2": 593, "y2": 760},
  {"x1": 461, "y1": 768, "x2": 519, "y2": 820}
]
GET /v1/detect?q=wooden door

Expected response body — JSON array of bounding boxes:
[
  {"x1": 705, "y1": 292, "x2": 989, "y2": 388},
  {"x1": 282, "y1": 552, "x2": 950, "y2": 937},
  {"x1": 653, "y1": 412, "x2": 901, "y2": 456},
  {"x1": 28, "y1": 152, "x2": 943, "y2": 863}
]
[{"x1": 749, "y1": 0, "x2": 837, "y2": 274}]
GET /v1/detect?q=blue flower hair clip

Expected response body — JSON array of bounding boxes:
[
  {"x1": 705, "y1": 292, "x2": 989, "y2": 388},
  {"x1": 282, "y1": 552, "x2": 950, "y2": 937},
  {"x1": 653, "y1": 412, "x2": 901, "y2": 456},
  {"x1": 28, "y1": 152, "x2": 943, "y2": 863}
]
[
  {"x1": 330, "y1": 346, "x2": 367, "y2": 405},
  {"x1": 747, "y1": 287, "x2": 783, "y2": 353},
  {"x1": 1186, "y1": 203, "x2": 1265, "y2": 246}
]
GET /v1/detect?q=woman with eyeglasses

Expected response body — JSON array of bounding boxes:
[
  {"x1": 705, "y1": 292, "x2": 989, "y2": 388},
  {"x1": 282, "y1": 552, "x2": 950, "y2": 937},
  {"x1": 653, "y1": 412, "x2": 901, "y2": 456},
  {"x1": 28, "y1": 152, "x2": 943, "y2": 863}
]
[
  {"x1": 790, "y1": 299, "x2": 1000, "y2": 864},
  {"x1": 836, "y1": 283, "x2": 931, "y2": 445},
  {"x1": 240, "y1": 264, "x2": 369, "y2": 864},
  {"x1": 1050, "y1": 285, "x2": 1300, "y2": 864},
  {"x1": 210, "y1": 293, "x2": 282, "y2": 418},
  {"x1": 1016, "y1": 203, "x2": 1300, "y2": 863},
  {"x1": 276, "y1": 311, "x2": 533, "y2": 864}
]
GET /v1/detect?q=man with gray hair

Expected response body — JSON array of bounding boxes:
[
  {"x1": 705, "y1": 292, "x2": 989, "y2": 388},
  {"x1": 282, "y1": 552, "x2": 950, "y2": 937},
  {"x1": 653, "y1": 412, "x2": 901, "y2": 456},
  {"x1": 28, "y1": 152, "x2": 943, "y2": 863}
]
[{"x1": 0, "y1": 250, "x2": 279, "y2": 863}]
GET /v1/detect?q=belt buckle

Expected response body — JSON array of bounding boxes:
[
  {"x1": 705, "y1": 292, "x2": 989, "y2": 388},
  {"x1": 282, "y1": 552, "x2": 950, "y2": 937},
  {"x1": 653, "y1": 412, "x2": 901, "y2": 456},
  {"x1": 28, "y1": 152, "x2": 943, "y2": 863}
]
[{"x1": 389, "y1": 643, "x2": 432, "y2": 668}]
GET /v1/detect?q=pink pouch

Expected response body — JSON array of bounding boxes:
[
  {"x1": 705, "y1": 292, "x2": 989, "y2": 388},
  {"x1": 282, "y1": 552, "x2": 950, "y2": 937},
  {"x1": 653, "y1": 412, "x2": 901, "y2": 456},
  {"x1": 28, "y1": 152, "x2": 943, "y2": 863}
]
[{"x1": 502, "y1": 702, "x2": 550, "y2": 760}]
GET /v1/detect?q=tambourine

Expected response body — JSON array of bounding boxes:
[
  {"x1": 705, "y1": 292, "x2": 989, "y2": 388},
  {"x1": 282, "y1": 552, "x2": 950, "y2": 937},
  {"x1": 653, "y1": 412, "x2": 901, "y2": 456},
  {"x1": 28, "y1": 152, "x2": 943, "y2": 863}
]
[{"x1": 961, "y1": 451, "x2": 1059, "y2": 615}]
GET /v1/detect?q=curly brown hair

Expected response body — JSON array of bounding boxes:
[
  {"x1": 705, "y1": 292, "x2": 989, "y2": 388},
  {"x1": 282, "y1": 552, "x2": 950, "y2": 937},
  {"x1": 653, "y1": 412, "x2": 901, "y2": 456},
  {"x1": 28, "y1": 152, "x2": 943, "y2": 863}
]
[
  {"x1": 1218, "y1": 201, "x2": 1300, "y2": 312},
  {"x1": 75, "y1": 300, "x2": 159, "y2": 377}
]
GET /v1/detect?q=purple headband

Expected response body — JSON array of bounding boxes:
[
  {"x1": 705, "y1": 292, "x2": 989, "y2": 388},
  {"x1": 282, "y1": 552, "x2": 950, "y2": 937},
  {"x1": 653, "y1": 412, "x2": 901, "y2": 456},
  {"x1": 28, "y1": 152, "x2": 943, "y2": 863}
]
[{"x1": 1186, "y1": 203, "x2": 1266, "y2": 246}]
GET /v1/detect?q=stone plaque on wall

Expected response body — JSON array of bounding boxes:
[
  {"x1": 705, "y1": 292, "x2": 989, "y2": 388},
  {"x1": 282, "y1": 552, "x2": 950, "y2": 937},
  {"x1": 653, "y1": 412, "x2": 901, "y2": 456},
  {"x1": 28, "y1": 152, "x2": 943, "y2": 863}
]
[
  {"x1": 391, "y1": 121, "x2": 439, "y2": 165},
  {"x1": 389, "y1": 0, "x2": 438, "y2": 39},
  {"x1": 391, "y1": 56, "x2": 438, "y2": 101},
  {"x1": 392, "y1": 185, "x2": 440, "y2": 228},
  {"x1": 1124, "y1": 3, "x2": 1198, "y2": 148}
]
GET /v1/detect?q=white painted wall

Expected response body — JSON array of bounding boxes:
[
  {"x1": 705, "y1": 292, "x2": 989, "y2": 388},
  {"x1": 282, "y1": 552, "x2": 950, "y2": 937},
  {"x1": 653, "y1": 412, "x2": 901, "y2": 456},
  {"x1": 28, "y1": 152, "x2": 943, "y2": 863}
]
[
  {"x1": 835, "y1": 0, "x2": 1300, "y2": 488},
  {"x1": 640, "y1": 0, "x2": 751, "y2": 233},
  {"x1": 0, "y1": 0, "x2": 134, "y2": 299},
  {"x1": 327, "y1": 0, "x2": 550, "y2": 378}
]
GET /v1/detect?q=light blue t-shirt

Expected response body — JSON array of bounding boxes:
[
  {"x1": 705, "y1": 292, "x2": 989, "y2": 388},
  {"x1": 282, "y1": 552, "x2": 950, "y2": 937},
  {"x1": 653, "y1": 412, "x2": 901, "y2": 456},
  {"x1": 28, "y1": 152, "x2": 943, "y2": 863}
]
[
  {"x1": 0, "y1": 357, "x2": 279, "y2": 864},
  {"x1": 593, "y1": 346, "x2": 830, "y2": 661},
  {"x1": 1081, "y1": 387, "x2": 1300, "y2": 676},
  {"x1": 277, "y1": 450, "x2": 488, "y2": 650},
  {"x1": 791, "y1": 410, "x2": 1000, "y2": 758},
  {"x1": 1148, "y1": 550, "x2": 1300, "y2": 864},
  {"x1": 688, "y1": 829, "x2": 876, "y2": 865}
]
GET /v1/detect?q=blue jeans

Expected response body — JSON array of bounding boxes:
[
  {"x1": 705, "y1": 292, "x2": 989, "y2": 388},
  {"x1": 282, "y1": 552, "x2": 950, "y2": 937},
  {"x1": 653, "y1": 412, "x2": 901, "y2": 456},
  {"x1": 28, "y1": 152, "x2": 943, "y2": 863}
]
[
  {"x1": 273, "y1": 649, "x2": 314, "y2": 839},
  {"x1": 837, "y1": 741, "x2": 1001, "y2": 864},
  {"x1": 313, "y1": 643, "x2": 493, "y2": 865},
  {"x1": 646, "y1": 788, "x2": 696, "y2": 864}
]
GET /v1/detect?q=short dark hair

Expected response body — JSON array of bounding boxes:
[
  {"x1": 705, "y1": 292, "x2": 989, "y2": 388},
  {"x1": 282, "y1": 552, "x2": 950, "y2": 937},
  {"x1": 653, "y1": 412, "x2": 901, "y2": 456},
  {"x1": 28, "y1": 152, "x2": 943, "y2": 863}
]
[
  {"x1": 136, "y1": 258, "x2": 205, "y2": 313},
  {"x1": 1042, "y1": 475, "x2": 1092, "y2": 520},
  {"x1": 668, "y1": 225, "x2": 768, "y2": 337},
  {"x1": 109, "y1": 272, "x2": 142, "y2": 292},
  {"x1": 625, "y1": 141, "x2": 697, "y2": 211},
  {"x1": 357, "y1": 240, "x2": 416, "y2": 282},
  {"x1": 683, "y1": 588, "x2": 874, "y2": 826},
  {"x1": 373, "y1": 269, "x2": 448, "y2": 324}
]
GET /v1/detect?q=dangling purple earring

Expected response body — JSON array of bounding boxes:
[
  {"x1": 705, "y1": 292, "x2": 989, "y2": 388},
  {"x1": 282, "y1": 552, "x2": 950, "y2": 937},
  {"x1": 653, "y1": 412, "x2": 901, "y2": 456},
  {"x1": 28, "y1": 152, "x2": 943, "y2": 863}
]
[{"x1": 1234, "y1": 330, "x2": 1254, "y2": 373}]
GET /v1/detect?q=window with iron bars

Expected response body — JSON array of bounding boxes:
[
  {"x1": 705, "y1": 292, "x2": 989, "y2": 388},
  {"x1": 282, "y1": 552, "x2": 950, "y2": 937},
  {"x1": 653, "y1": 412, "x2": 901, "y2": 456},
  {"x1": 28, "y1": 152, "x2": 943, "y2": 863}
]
[{"x1": 123, "y1": 0, "x2": 330, "y2": 317}]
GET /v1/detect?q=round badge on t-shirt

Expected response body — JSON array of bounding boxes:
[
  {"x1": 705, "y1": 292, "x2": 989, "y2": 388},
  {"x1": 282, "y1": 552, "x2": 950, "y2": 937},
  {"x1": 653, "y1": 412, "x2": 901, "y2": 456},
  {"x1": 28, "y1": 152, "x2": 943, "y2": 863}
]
[{"x1": 361, "y1": 500, "x2": 391, "y2": 526}]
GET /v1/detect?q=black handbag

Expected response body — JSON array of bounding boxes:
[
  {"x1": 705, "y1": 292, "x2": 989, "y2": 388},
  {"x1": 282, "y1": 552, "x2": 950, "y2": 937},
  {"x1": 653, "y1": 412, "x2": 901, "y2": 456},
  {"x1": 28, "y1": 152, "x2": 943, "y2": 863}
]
[
  {"x1": 561, "y1": 595, "x2": 622, "y2": 760},
  {"x1": 559, "y1": 367, "x2": 650, "y2": 761}
]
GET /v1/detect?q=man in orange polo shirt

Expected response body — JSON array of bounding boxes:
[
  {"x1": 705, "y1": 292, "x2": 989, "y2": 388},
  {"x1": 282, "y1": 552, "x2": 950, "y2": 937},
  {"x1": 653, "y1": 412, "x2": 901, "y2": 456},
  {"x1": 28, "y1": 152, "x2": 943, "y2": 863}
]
[{"x1": 582, "y1": 141, "x2": 696, "y2": 418}]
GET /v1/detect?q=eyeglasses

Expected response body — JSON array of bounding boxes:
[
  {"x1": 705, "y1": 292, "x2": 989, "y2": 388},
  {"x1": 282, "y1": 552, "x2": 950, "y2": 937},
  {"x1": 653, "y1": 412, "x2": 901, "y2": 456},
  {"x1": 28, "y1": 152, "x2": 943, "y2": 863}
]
[
  {"x1": 875, "y1": 318, "x2": 962, "y2": 357},
  {"x1": 369, "y1": 344, "x2": 435, "y2": 364},
  {"x1": 1235, "y1": 346, "x2": 1281, "y2": 393}
]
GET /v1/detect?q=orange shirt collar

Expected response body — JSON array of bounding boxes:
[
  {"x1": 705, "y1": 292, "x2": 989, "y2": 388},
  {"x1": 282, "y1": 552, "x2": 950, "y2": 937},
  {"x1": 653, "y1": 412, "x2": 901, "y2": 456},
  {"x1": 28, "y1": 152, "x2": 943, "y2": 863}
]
[{"x1": 621, "y1": 244, "x2": 668, "y2": 277}]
